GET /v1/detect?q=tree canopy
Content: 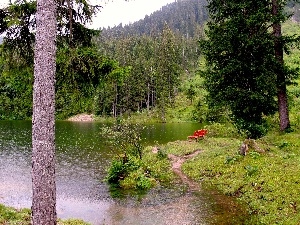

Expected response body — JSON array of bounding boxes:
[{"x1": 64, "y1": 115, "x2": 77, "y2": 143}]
[{"x1": 200, "y1": 0, "x2": 299, "y2": 138}]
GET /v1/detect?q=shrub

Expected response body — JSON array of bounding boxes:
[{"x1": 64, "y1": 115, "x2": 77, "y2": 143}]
[{"x1": 104, "y1": 120, "x2": 170, "y2": 192}]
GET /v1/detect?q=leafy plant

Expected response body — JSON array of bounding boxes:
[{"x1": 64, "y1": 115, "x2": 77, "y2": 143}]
[
  {"x1": 244, "y1": 165, "x2": 259, "y2": 177},
  {"x1": 249, "y1": 151, "x2": 261, "y2": 159},
  {"x1": 225, "y1": 155, "x2": 238, "y2": 164},
  {"x1": 104, "y1": 120, "x2": 170, "y2": 191},
  {"x1": 102, "y1": 119, "x2": 145, "y2": 159}
]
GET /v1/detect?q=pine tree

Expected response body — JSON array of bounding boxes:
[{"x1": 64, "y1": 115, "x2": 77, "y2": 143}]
[
  {"x1": 200, "y1": 0, "x2": 278, "y2": 138},
  {"x1": 156, "y1": 24, "x2": 181, "y2": 121},
  {"x1": 201, "y1": 0, "x2": 299, "y2": 137}
]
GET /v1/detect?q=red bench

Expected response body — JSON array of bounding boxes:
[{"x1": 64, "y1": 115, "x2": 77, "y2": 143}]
[{"x1": 188, "y1": 129, "x2": 207, "y2": 141}]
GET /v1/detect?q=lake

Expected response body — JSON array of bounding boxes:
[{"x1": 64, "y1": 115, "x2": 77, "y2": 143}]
[{"x1": 0, "y1": 120, "x2": 245, "y2": 224}]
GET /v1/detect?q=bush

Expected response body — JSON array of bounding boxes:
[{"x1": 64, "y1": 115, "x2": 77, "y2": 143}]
[
  {"x1": 104, "y1": 120, "x2": 171, "y2": 192},
  {"x1": 106, "y1": 153, "x2": 165, "y2": 190},
  {"x1": 234, "y1": 118, "x2": 269, "y2": 139},
  {"x1": 205, "y1": 122, "x2": 241, "y2": 138}
]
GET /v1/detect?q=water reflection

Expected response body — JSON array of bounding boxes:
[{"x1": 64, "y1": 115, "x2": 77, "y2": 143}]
[{"x1": 0, "y1": 121, "x2": 217, "y2": 224}]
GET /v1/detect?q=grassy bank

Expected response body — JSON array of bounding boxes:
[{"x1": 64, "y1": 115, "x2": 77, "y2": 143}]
[
  {"x1": 157, "y1": 122, "x2": 300, "y2": 224},
  {"x1": 0, "y1": 204, "x2": 91, "y2": 225}
]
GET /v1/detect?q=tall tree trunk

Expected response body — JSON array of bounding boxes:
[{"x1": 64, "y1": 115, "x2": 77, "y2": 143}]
[
  {"x1": 66, "y1": 0, "x2": 73, "y2": 44},
  {"x1": 147, "y1": 82, "x2": 150, "y2": 111},
  {"x1": 32, "y1": 0, "x2": 57, "y2": 224},
  {"x1": 272, "y1": 0, "x2": 290, "y2": 131}
]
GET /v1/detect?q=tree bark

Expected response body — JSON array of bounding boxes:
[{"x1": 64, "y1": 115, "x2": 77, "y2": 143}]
[
  {"x1": 32, "y1": 0, "x2": 57, "y2": 224},
  {"x1": 272, "y1": 0, "x2": 290, "y2": 131}
]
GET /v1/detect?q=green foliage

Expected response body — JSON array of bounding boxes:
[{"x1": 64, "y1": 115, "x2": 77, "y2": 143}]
[
  {"x1": 244, "y1": 165, "x2": 259, "y2": 177},
  {"x1": 102, "y1": 119, "x2": 145, "y2": 159},
  {"x1": 199, "y1": 0, "x2": 300, "y2": 138},
  {"x1": 104, "y1": 120, "x2": 150, "y2": 190},
  {"x1": 155, "y1": 24, "x2": 182, "y2": 120},
  {"x1": 162, "y1": 140, "x2": 202, "y2": 156},
  {"x1": 185, "y1": 84, "x2": 196, "y2": 104},
  {"x1": 105, "y1": 149, "x2": 173, "y2": 191},
  {"x1": 55, "y1": 44, "x2": 119, "y2": 119},
  {"x1": 234, "y1": 118, "x2": 269, "y2": 139},
  {"x1": 0, "y1": 65, "x2": 33, "y2": 119},
  {"x1": 106, "y1": 155, "x2": 153, "y2": 190},
  {"x1": 0, "y1": 204, "x2": 31, "y2": 224},
  {"x1": 1, "y1": 0, "x2": 300, "y2": 126},
  {"x1": 0, "y1": 0, "x2": 104, "y2": 120},
  {"x1": 120, "y1": 167, "x2": 156, "y2": 190},
  {"x1": 104, "y1": 120, "x2": 174, "y2": 191},
  {"x1": 0, "y1": 0, "x2": 206, "y2": 121},
  {"x1": 106, "y1": 157, "x2": 129, "y2": 184},
  {"x1": 204, "y1": 122, "x2": 241, "y2": 138},
  {"x1": 1, "y1": 1, "x2": 36, "y2": 65},
  {"x1": 225, "y1": 155, "x2": 240, "y2": 165},
  {"x1": 97, "y1": 20, "x2": 201, "y2": 121}
]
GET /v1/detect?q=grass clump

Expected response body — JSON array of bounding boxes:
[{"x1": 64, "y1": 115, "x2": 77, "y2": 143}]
[
  {"x1": 104, "y1": 120, "x2": 174, "y2": 192},
  {"x1": 106, "y1": 146, "x2": 174, "y2": 191},
  {"x1": 58, "y1": 219, "x2": 91, "y2": 225},
  {"x1": 0, "y1": 204, "x2": 31, "y2": 224}
]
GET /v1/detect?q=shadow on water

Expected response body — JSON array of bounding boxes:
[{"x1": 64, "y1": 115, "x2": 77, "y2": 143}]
[{"x1": 0, "y1": 121, "x2": 251, "y2": 224}]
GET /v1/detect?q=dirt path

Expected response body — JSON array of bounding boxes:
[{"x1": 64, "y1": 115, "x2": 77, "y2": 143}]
[{"x1": 168, "y1": 150, "x2": 202, "y2": 191}]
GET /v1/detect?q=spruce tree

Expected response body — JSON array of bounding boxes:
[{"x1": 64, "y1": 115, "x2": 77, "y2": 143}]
[
  {"x1": 200, "y1": 0, "x2": 298, "y2": 138},
  {"x1": 201, "y1": 0, "x2": 276, "y2": 138}
]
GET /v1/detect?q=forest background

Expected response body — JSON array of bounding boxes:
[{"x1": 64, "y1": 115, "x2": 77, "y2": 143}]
[{"x1": 0, "y1": 0, "x2": 300, "y2": 130}]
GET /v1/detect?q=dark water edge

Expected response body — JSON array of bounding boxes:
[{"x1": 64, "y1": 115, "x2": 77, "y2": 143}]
[
  {"x1": 202, "y1": 187, "x2": 252, "y2": 225},
  {"x1": 0, "y1": 120, "x2": 252, "y2": 224}
]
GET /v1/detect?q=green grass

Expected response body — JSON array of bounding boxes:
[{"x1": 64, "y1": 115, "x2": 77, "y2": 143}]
[
  {"x1": 0, "y1": 204, "x2": 31, "y2": 225},
  {"x1": 58, "y1": 219, "x2": 91, "y2": 225},
  {"x1": 168, "y1": 125, "x2": 300, "y2": 224},
  {"x1": 0, "y1": 204, "x2": 90, "y2": 225}
]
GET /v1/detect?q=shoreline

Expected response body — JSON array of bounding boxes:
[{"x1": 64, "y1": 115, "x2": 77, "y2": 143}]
[{"x1": 67, "y1": 113, "x2": 94, "y2": 122}]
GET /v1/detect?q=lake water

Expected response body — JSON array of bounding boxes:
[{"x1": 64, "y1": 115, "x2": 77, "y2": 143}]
[{"x1": 0, "y1": 121, "x2": 245, "y2": 224}]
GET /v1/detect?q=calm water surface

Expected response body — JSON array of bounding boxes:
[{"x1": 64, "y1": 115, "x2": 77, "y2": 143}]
[{"x1": 0, "y1": 121, "x2": 240, "y2": 224}]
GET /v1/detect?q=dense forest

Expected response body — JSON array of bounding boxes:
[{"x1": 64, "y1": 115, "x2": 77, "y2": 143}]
[
  {"x1": 0, "y1": 0, "x2": 209, "y2": 120},
  {"x1": 0, "y1": 0, "x2": 300, "y2": 132},
  {"x1": 101, "y1": 0, "x2": 208, "y2": 38},
  {"x1": 95, "y1": 0, "x2": 210, "y2": 120}
]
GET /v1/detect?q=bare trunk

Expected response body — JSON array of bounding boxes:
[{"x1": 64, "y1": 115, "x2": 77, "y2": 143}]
[
  {"x1": 66, "y1": 0, "x2": 73, "y2": 44},
  {"x1": 147, "y1": 82, "x2": 150, "y2": 111},
  {"x1": 152, "y1": 88, "x2": 155, "y2": 107},
  {"x1": 161, "y1": 106, "x2": 166, "y2": 123},
  {"x1": 272, "y1": 0, "x2": 290, "y2": 131},
  {"x1": 278, "y1": 80, "x2": 290, "y2": 130},
  {"x1": 114, "y1": 82, "x2": 117, "y2": 117},
  {"x1": 32, "y1": 0, "x2": 57, "y2": 224}
]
